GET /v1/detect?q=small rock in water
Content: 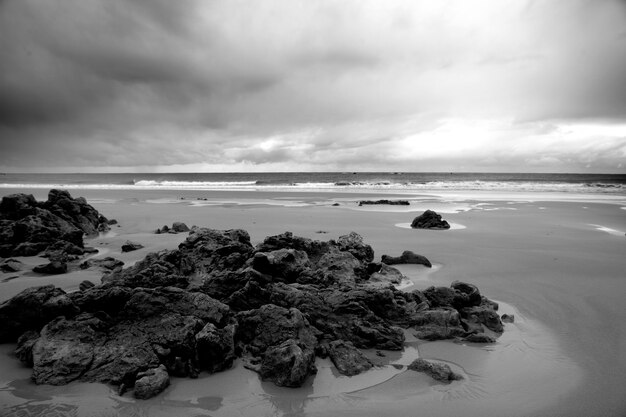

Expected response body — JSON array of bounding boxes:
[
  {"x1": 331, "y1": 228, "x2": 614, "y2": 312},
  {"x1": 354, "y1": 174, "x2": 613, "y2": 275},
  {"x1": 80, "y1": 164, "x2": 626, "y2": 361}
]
[
  {"x1": 501, "y1": 314, "x2": 515, "y2": 323},
  {"x1": 381, "y1": 250, "x2": 432, "y2": 268},
  {"x1": 133, "y1": 365, "x2": 170, "y2": 399},
  {"x1": 411, "y1": 210, "x2": 450, "y2": 230},
  {"x1": 33, "y1": 261, "x2": 67, "y2": 275},
  {"x1": 408, "y1": 358, "x2": 463, "y2": 383},
  {"x1": 121, "y1": 241, "x2": 143, "y2": 252}
]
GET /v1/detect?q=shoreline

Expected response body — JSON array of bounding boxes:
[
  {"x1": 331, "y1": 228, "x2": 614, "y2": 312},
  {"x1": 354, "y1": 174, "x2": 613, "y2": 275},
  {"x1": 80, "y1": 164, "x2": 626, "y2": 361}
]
[{"x1": 1, "y1": 188, "x2": 625, "y2": 416}]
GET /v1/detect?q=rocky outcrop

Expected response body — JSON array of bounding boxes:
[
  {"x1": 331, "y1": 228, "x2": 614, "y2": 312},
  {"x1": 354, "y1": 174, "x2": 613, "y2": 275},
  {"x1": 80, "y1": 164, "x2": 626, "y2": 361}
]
[
  {"x1": 408, "y1": 358, "x2": 463, "y2": 383},
  {"x1": 381, "y1": 250, "x2": 432, "y2": 268},
  {"x1": 155, "y1": 222, "x2": 190, "y2": 234},
  {"x1": 0, "y1": 207, "x2": 505, "y2": 396},
  {"x1": 0, "y1": 190, "x2": 109, "y2": 258},
  {"x1": 411, "y1": 210, "x2": 450, "y2": 230}
]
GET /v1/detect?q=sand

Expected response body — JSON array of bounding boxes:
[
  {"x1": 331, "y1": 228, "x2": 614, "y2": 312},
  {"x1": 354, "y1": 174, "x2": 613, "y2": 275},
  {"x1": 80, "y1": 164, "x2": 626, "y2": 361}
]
[{"x1": 1, "y1": 187, "x2": 625, "y2": 416}]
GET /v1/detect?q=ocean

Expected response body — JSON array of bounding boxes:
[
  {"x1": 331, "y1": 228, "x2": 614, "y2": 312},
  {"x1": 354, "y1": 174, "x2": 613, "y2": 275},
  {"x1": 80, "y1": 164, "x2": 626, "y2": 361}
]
[{"x1": 1, "y1": 172, "x2": 625, "y2": 194}]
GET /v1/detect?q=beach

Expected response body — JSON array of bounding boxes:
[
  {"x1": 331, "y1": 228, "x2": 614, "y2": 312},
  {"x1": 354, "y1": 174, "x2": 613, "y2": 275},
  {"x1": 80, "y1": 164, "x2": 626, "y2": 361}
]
[{"x1": 1, "y1": 187, "x2": 625, "y2": 417}]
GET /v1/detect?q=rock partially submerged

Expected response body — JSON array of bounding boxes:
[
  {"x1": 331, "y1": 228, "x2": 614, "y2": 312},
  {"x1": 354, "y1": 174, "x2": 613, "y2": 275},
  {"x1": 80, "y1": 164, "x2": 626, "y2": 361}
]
[
  {"x1": 358, "y1": 200, "x2": 410, "y2": 206},
  {"x1": 0, "y1": 221, "x2": 504, "y2": 396},
  {"x1": 381, "y1": 250, "x2": 432, "y2": 268},
  {"x1": 156, "y1": 222, "x2": 190, "y2": 234},
  {"x1": 121, "y1": 241, "x2": 144, "y2": 253},
  {"x1": 408, "y1": 358, "x2": 463, "y2": 383},
  {"x1": 411, "y1": 210, "x2": 450, "y2": 230}
]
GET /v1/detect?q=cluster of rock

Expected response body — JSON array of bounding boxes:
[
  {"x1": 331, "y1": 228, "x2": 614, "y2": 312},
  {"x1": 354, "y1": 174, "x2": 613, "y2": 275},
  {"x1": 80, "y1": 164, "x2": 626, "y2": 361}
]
[
  {"x1": 358, "y1": 200, "x2": 410, "y2": 206},
  {"x1": 411, "y1": 210, "x2": 450, "y2": 230},
  {"x1": 0, "y1": 224, "x2": 505, "y2": 399},
  {"x1": 155, "y1": 222, "x2": 190, "y2": 234},
  {"x1": 0, "y1": 190, "x2": 114, "y2": 262}
]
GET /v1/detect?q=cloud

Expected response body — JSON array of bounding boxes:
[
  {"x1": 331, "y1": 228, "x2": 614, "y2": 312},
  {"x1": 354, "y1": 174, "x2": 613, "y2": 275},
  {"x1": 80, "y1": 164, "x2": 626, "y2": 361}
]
[{"x1": 0, "y1": 0, "x2": 625, "y2": 172}]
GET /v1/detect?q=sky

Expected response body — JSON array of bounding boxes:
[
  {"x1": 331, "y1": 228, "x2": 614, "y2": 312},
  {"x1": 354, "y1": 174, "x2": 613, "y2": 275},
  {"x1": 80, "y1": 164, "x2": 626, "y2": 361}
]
[{"x1": 0, "y1": 0, "x2": 625, "y2": 173}]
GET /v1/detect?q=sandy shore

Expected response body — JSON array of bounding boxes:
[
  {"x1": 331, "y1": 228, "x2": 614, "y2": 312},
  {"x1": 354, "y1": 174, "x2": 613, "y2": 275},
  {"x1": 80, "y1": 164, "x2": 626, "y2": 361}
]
[{"x1": 1, "y1": 187, "x2": 625, "y2": 416}]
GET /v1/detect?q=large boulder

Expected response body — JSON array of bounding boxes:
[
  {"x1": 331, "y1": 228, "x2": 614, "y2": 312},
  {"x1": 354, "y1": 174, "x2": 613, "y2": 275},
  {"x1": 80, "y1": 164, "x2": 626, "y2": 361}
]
[
  {"x1": 259, "y1": 339, "x2": 317, "y2": 387},
  {"x1": 411, "y1": 210, "x2": 450, "y2": 230},
  {"x1": 0, "y1": 285, "x2": 78, "y2": 343},
  {"x1": 195, "y1": 322, "x2": 237, "y2": 373},
  {"x1": 336, "y1": 232, "x2": 374, "y2": 263},
  {"x1": 412, "y1": 308, "x2": 466, "y2": 340}
]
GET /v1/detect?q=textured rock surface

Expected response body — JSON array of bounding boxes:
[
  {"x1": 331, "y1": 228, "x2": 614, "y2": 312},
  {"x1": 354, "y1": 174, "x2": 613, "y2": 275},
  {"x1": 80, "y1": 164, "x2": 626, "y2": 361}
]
[
  {"x1": 381, "y1": 250, "x2": 432, "y2": 268},
  {"x1": 411, "y1": 210, "x2": 450, "y2": 230},
  {"x1": 328, "y1": 340, "x2": 373, "y2": 376},
  {"x1": 408, "y1": 358, "x2": 463, "y2": 383},
  {"x1": 133, "y1": 365, "x2": 170, "y2": 399}
]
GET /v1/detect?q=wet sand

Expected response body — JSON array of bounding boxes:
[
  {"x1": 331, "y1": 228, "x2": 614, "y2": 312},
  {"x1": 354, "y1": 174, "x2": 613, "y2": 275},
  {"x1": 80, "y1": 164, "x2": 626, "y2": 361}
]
[{"x1": 1, "y1": 187, "x2": 625, "y2": 416}]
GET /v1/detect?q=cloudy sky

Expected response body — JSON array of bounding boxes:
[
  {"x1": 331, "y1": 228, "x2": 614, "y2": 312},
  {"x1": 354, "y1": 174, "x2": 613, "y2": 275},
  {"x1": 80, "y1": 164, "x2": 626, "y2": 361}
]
[{"x1": 1, "y1": 0, "x2": 625, "y2": 173}]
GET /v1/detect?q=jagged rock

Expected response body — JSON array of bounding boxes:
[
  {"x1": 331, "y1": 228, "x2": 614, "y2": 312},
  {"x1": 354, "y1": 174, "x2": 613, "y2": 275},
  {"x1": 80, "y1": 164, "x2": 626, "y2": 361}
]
[
  {"x1": 178, "y1": 228, "x2": 254, "y2": 274},
  {"x1": 328, "y1": 340, "x2": 373, "y2": 376},
  {"x1": 121, "y1": 241, "x2": 143, "y2": 253},
  {"x1": 315, "y1": 250, "x2": 363, "y2": 287},
  {"x1": 460, "y1": 305, "x2": 503, "y2": 333},
  {"x1": 412, "y1": 308, "x2": 466, "y2": 340},
  {"x1": 256, "y1": 231, "x2": 332, "y2": 265},
  {"x1": 33, "y1": 261, "x2": 67, "y2": 275},
  {"x1": 259, "y1": 339, "x2": 317, "y2": 387},
  {"x1": 411, "y1": 210, "x2": 450, "y2": 230},
  {"x1": 133, "y1": 365, "x2": 170, "y2": 399},
  {"x1": 336, "y1": 232, "x2": 374, "y2": 263},
  {"x1": 464, "y1": 333, "x2": 496, "y2": 343},
  {"x1": 252, "y1": 249, "x2": 311, "y2": 282},
  {"x1": 15, "y1": 330, "x2": 40, "y2": 367},
  {"x1": 408, "y1": 358, "x2": 463, "y2": 383},
  {"x1": 195, "y1": 322, "x2": 237, "y2": 373},
  {"x1": 1, "y1": 258, "x2": 23, "y2": 272},
  {"x1": 501, "y1": 314, "x2": 515, "y2": 323},
  {"x1": 102, "y1": 250, "x2": 188, "y2": 289},
  {"x1": 381, "y1": 251, "x2": 432, "y2": 268},
  {"x1": 0, "y1": 285, "x2": 78, "y2": 342}
]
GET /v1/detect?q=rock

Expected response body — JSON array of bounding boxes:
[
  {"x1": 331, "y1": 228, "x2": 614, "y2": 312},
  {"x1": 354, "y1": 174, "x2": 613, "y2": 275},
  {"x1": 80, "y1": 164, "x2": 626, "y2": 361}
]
[
  {"x1": 259, "y1": 339, "x2": 317, "y2": 387},
  {"x1": 410, "y1": 210, "x2": 450, "y2": 230},
  {"x1": 15, "y1": 330, "x2": 40, "y2": 366},
  {"x1": 328, "y1": 340, "x2": 373, "y2": 376},
  {"x1": 381, "y1": 251, "x2": 432, "y2": 268},
  {"x1": 368, "y1": 263, "x2": 405, "y2": 284},
  {"x1": 460, "y1": 305, "x2": 504, "y2": 333},
  {"x1": 501, "y1": 314, "x2": 515, "y2": 323},
  {"x1": 1, "y1": 258, "x2": 23, "y2": 272},
  {"x1": 121, "y1": 241, "x2": 144, "y2": 252},
  {"x1": 256, "y1": 231, "x2": 332, "y2": 265},
  {"x1": 0, "y1": 193, "x2": 38, "y2": 220},
  {"x1": 358, "y1": 200, "x2": 410, "y2": 206},
  {"x1": 195, "y1": 322, "x2": 237, "y2": 373},
  {"x1": 80, "y1": 257, "x2": 124, "y2": 272},
  {"x1": 102, "y1": 251, "x2": 189, "y2": 289},
  {"x1": 450, "y1": 281, "x2": 482, "y2": 307},
  {"x1": 79, "y1": 280, "x2": 95, "y2": 291},
  {"x1": 408, "y1": 358, "x2": 463, "y2": 383},
  {"x1": 171, "y1": 222, "x2": 190, "y2": 233},
  {"x1": 0, "y1": 285, "x2": 78, "y2": 342},
  {"x1": 107, "y1": 219, "x2": 118, "y2": 225},
  {"x1": 412, "y1": 308, "x2": 466, "y2": 340},
  {"x1": 133, "y1": 365, "x2": 170, "y2": 399},
  {"x1": 336, "y1": 232, "x2": 374, "y2": 263},
  {"x1": 464, "y1": 333, "x2": 496, "y2": 343},
  {"x1": 252, "y1": 249, "x2": 311, "y2": 282},
  {"x1": 33, "y1": 261, "x2": 67, "y2": 275},
  {"x1": 315, "y1": 250, "x2": 363, "y2": 287}
]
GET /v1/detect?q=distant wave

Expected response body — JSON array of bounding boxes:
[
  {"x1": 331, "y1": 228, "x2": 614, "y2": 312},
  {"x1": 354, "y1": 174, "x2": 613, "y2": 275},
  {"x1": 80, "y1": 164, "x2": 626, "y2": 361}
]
[{"x1": 1, "y1": 179, "x2": 625, "y2": 194}]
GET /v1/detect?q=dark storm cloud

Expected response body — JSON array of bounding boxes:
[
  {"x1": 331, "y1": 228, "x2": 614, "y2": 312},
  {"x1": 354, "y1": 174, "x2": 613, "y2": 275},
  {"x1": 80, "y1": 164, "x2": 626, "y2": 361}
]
[{"x1": 0, "y1": 0, "x2": 625, "y2": 172}]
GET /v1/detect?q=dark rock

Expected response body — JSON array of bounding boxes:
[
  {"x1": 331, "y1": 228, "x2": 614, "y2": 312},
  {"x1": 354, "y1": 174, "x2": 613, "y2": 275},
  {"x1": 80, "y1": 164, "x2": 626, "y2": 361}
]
[
  {"x1": 368, "y1": 263, "x2": 405, "y2": 284},
  {"x1": 121, "y1": 241, "x2": 144, "y2": 252},
  {"x1": 259, "y1": 339, "x2": 317, "y2": 387},
  {"x1": 171, "y1": 222, "x2": 190, "y2": 233},
  {"x1": 1, "y1": 258, "x2": 23, "y2": 272},
  {"x1": 80, "y1": 257, "x2": 124, "y2": 272},
  {"x1": 501, "y1": 314, "x2": 515, "y2": 323},
  {"x1": 408, "y1": 358, "x2": 463, "y2": 383},
  {"x1": 328, "y1": 340, "x2": 373, "y2": 376},
  {"x1": 0, "y1": 193, "x2": 38, "y2": 220},
  {"x1": 195, "y1": 322, "x2": 237, "y2": 373},
  {"x1": 15, "y1": 330, "x2": 40, "y2": 366},
  {"x1": 358, "y1": 200, "x2": 410, "y2": 206},
  {"x1": 450, "y1": 281, "x2": 482, "y2": 307},
  {"x1": 79, "y1": 280, "x2": 95, "y2": 291},
  {"x1": 133, "y1": 365, "x2": 170, "y2": 399},
  {"x1": 33, "y1": 261, "x2": 67, "y2": 275},
  {"x1": 256, "y1": 231, "x2": 332, "y2": 265},
  {"x1": 315, "y1": 250, "x2": 362, "y2": 287},
  {"x1": 412, "y1": 308, "x2": 466, "y2": 340},
  {"x1": 381, "y1": 250, "x2": 432, "y2": 268},
  {"x1": 252, "y1": 249, "x2": 311, "y2": 282},
  {"x1": 107, "y1": 219, "x2": 118, "y2": 225},
  {"x1": 0, "y1": 285, "x2": 78, "y2": 342},
  {"x1": 336, "y1": 232, "x2": 374, "y2": 263},
  {"x1": 464, "y1": 333, "x2": 496, "y2": 343},
  {"x1": 102, "y1": 251, "x2": 188, "y2": 289},
  {"x1": 460, "y1": 305, "x2": 504, "y2": 333},
  {"x1": 411, "y1": 210, "x2": 450, "y2": 230}
]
